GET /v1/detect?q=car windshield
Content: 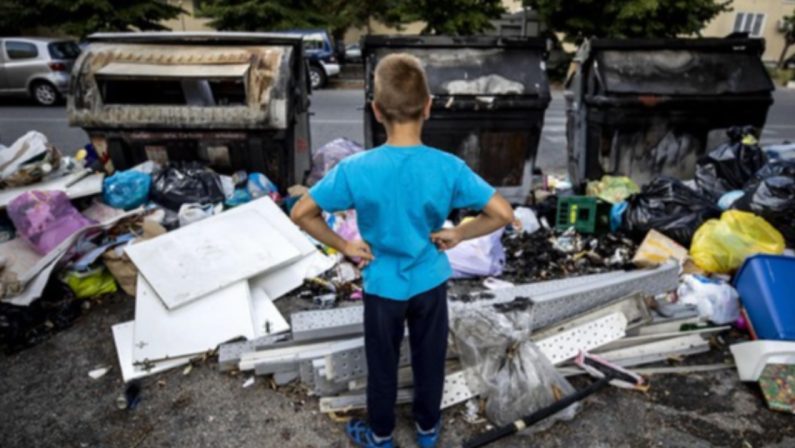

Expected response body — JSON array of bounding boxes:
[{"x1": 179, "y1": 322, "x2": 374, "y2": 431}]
[{"x1": 48, "y1": 41, "x2": 81, "y2": 59}]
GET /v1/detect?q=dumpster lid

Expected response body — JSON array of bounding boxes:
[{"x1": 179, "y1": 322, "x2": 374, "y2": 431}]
[
  {"x1": 589, "y1": 38, "x2": 774, "y2": 96},
  {"x1": 87, "y1": 31, "x2": 304, "y2": 46},
  {"x1": 363, "y1": 35, "x2": 549, "y2": 100}
]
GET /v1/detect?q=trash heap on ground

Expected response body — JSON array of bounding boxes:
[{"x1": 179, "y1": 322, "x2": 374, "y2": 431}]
[{"x1": 1, "y1": 128, "x2": 794, "y2": 436}]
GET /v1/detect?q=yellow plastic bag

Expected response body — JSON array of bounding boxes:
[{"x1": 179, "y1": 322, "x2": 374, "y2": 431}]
[
  {"x1": 586, "y1": 176, "x2": 640, "y2": 204},
  {"x1": 690, "y1": 210, "x2": 785, "y2": 274},
  {"x1": 62, "y1": 267, "x2": 118, "y2": 299}
]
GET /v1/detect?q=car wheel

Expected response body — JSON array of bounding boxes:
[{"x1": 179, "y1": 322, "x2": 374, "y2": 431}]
[
  {"x1": 309, "y1": 65, "x2": 327, "y2": 89},
  {"x1": 31, "y1": 82, "x2": 59, "y2": 106}
]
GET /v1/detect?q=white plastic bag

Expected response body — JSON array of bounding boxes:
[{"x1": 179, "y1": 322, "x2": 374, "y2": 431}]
[
  {"x1": 178, "y1": 203, "x2": 223, "y2": 227},
  {"x1": 677, "y1": 274, "x2": 740, "y2": 325},
  {"x1": 514, "y1": 207, "x2": 540, "y2": 235},
  {"x1": 447, "y1": 228, "x2": 505, "y2": 278}
]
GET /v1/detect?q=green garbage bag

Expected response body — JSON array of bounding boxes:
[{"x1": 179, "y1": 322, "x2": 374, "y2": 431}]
[
  {"x1": 62, "y1": 267, "x2": 118, "y2": 299},
  {"x1": 586, "y1": 176, "x2": 640, "y2": 204}
]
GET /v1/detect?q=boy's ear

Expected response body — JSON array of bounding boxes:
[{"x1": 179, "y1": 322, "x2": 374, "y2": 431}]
[
  {"x1": 423, "y1": 96, "x2": 432, "y2": 120},
  {"x1": 371, "y1": 102, "x2": 384, "y2": 124}
]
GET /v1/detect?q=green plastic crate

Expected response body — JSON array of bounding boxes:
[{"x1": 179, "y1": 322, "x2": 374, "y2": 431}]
[{"x1": 555, "y1": 196, "x2": 612, "y2": 234}]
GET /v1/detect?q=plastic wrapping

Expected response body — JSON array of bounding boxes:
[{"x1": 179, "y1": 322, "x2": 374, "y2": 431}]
[
  {"x1": 677, "y1": 274, "x2": 740, "y2": 324},
  {"x1": 585, "y1": 175, "x2": 640, "y2": 204},
  {"x1": 450, "y1": 301, "x2": 578, "y2": 428},
  {"x1": 150, "y1": 162, "x2": 225, "y2": 211},
  {"x1": 102, "y1": 170, "x2": 151, "y2": 210},
  {"x1": 695, "y1": 127, "x2": 767, "y2": 200},
  {"x1": 0, "y1": 131, "x2": 62, "y2": 188},
  {"x1": 308, "y1": 138, "x2": 364, "y2": 186},
  {"x1": 734, "y1": 161, "x2": 795, "y2": 247},
  {"x1": 8, "y1": 190, "x2": 95, "y2": 255},
  {"x1": 622, "y1": 176, "x2": 720, "y2": 247},
  {"x1": 690, "y1": 210, "x2": 785, "y2": 274},
  {"x1": 62, "y1": 267, "x2": 117, "y2": 299}
]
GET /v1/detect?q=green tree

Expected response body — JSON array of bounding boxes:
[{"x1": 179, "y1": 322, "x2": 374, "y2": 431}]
[
  {"x1": 0, "y1": 0, "x2": 183, "y2": 38},
  {"x1": 394, "y1": 0, "x2": 506, "y2": 35},
  {"x1": 197, "y1": 0, "x2": 327, "y2": 31},
  {"x1": 525, "y1": 0, "x2": 732, "y2": 42},
  {"x1": 778, "y1": 10, "x2": 795, "y2": 68}
]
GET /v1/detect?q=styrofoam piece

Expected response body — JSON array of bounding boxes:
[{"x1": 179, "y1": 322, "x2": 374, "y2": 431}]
[
  {"x1": 730, "y1": 340, "x2": 795, "y2": 382},
  {"x1": 112, "y1": 321, "x2": 191, "y2": 383},
  {"x1": 594, "y1": 326, "x2": 730, "y2": 353},
  {"x1": 0, "y1": 171, "x2": 104, "y2": 209},
  {"x1": 291, "y1": 306, "x2": 365, "y2": 341},
  {"x1": 535, "y1": 312, "x2": 628, "y2": 365},
  {"x1": 132, "y1": 277, "x2": 256, "y2": 364},
  {"x1": 126, "y1": 209, "x2": 301, "y2": 309},
  {"x1": 249, "y1": 287, "x2": 290, "y2": 338},
  {"x1": 597, "y1": 334, "x2": 710, "y2": 367}
]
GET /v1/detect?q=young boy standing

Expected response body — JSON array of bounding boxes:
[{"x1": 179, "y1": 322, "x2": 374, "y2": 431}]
[{"x1": 291, "y1": 54, "x2": 514, "y2": 448}]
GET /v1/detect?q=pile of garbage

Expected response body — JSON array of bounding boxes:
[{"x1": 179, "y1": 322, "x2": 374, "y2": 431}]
[{"x1": 2, "y1": 126, "x2": 794, "y2": 437}]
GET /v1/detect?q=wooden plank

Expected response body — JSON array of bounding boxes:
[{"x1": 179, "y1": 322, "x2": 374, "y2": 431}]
[{"x1": 126, "y1": 208, "x2": 301, "y2": 309}]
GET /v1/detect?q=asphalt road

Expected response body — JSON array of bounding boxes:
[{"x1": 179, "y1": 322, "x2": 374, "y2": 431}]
[{"x1": 2, "y1": 87, "x2": 794, "y2": 178}]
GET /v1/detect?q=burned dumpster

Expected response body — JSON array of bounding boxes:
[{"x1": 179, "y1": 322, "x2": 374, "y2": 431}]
[
  {"x1": 67, "y1": 32, "x2": 312, "y2": 190},
  {"x1": 565, "y1": 38, "x2": 775, "y2": 188},
  {"x1": 362, "y1": 36, "x2": 551, "y2": 203}
]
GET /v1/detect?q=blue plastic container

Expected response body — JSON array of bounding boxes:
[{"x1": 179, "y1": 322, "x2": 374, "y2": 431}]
[{"x1": 733, "y1": 254, "x2": 795, "y2": 341}]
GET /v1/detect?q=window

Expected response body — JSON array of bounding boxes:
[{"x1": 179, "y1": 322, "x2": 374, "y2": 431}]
[
  {"x1": 734, "y1": 12, "x2": 766, "y2": 37},
  {"x1": 5, "y1": 41, "x2": 39, "y2": 60},
  {"x1": 48, "y1": 41, "x2": 81, "y2": 59}
]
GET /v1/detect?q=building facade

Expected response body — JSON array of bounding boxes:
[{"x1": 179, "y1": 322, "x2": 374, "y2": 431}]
[{"x1": 701, "y1": 0, "x2": 795, "y2": 64}]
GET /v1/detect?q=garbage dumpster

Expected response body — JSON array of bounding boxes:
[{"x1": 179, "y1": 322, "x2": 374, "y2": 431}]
[
  {"x1": 565, "y1": 38, "x2": 775, "y2": 188},
  {"x1": 362, "y1": 36, "x2": 551, "y2": 203},
  {"x1": 67, "y1": 32, "x2": 312, "y2": 190}
]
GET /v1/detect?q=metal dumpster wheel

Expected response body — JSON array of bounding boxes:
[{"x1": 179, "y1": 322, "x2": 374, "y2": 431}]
[
  {"x1": 31, "y1": 81, "x2": 60, "y2": 106},
  {"x1": 309, "y1": 65, "x2": 326, "y2": 89}
]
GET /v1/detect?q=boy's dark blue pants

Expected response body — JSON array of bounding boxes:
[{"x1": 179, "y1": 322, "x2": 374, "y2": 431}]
[{"x1": 364, "y1": 282, "x2": 448, "y2": 437}]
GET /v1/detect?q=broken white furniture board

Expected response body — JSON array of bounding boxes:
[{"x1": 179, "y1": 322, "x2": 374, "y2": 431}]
[
  {"x1": 0, "y1": 171, "x2": 104, "y2": 209},
  {"x1": 249, "y1": 287, "x2": 290, "y2": 338},
  {"x1": 239, "y1": 197, "x2": 335, "y2": 301},
  {"x1": 594, "y1": 326, "x2": 730, "y2": 353},
  {"x1": 596, "y1": 334, "x2": 710, "y2": 368},
  {"x1": 112, "y1": 321, "x2": 191, "y2": 383},
  {"x1": 730, "y1": 340, "x2": 795, "y2": 382},
  {"x1": 132, "y1": 277, "x2": 258, "y2": 364},
  {"x1": 319, "y1": 370, "x2": 478, "y2": 413},
  {"x1": 238, "y1": 337, "x2": 363, "y2": 371},
  {"x1": 535, "y1": 312, "x2": 628, "y2": 365},
  {"x1": 126, "y1": 208, "x2": 301, "y2": 309}
]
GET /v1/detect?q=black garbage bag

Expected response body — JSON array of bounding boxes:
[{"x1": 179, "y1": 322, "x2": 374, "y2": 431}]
[
  {"x1": 622, "y1": 176, "x2": 721, "y2": 247},
  {"x1": 695, "y1": 126, "x2": 767, "y2": 201},
  {"x1": 150, "y1": 161, "x2": 225, "y2": 211},
  {"x1": 734, "y1": 161, "x2": 795, "y2": 246}
]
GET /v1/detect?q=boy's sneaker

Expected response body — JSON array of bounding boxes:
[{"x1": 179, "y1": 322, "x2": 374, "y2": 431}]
[
  {"x1": 415, "y1": 421, "x2": 442, "y2": 448},
  {"x1": 345, "y1": 419, "x2": 394, "y2": 448}
]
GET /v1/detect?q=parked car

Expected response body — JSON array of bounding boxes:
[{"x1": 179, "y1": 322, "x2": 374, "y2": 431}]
[
  {"x1": 284, "y1": 30, "x2": 340, "y2": 89},
  {"x1": 0, "y1": 37, "x2": 80, "y2": 105},
  {"x1": 345, "y1": 43, "x2": 362, "y2": 63}
]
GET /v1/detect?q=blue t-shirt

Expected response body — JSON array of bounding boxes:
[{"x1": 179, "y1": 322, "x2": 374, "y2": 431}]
[{"x1": 309, "y1": 144, "x2": 495, "y2": 301}]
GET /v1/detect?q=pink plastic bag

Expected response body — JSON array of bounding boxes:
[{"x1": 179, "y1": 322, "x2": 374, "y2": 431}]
[{"x1": 8, "y1": 190, "x2": 95, "y2": 255}]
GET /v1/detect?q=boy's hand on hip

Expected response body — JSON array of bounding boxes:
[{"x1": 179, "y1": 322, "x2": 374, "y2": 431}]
[
  {"x1": 342, "y1": 239, "x2": 375, "y2": 268},
  {"x1": 431, "y1": 228, "x2": 462, "y2": 251}
]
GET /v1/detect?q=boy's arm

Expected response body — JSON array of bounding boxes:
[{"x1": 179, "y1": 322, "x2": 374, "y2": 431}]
[
  {"x1": 290, "y1": 195, "x2": 374, "y2": 266},
  {"x1": 431, "y1": 193, "x2": 514, "y2": 250}
]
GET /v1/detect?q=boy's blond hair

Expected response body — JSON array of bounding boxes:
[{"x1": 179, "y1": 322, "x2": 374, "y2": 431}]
[{"x1": 373, "y1": 53, "x2": 431, "y2": 124}]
